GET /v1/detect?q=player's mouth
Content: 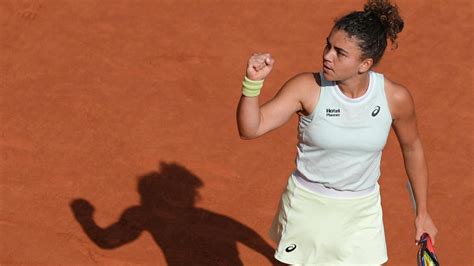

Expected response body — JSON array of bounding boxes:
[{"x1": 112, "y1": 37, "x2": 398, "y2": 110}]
[{"x1": 323, "y1": 63, "x2": 333, "y2": 72}]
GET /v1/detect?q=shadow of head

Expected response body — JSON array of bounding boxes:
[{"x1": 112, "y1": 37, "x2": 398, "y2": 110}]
[{"x1": 138, "y1": 162, "x2": 203, "y2": 209}]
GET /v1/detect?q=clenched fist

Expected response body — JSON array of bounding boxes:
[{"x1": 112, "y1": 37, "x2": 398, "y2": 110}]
[{"x1": 246, "y1": 53, "x2": 275, "y2": 81}]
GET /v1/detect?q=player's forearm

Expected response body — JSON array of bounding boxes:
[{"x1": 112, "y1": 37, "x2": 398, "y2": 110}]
[
  {"x1": 401, "y1": 139, "x2": 429, "y2": 215},
  {"x1": 236, "y1": 95, "x2": 262, "y2": 139},
  {"x1": 237, "y1": 53, "x2": 273, "y2": 139}
]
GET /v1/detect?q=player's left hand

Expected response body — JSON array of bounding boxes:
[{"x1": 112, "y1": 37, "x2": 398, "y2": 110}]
[{"x1": 415, "y1": 212, "x2": 438, "y2": 246}]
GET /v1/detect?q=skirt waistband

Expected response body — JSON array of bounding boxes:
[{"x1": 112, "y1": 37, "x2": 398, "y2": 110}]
[{"x1": 292, "y1": 173, "x2": 379, "y2": 199}]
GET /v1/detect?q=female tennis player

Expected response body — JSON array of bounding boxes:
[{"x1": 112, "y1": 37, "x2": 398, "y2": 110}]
[{"x1": 236, "y1": 0, "x2": 438, "y2": 265}]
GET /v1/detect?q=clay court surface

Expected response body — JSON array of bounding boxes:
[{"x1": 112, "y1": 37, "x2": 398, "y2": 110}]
[{"x1": 1, "y1": 0, "x2": 472, "y2": 265}]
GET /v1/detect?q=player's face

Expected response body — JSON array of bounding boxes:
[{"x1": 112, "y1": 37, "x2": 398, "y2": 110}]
[{"x1": 322, "y1": 29, "x2": 370, "y2": 81}]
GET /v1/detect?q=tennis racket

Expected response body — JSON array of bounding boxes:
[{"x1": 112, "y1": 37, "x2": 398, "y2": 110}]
[
  {"x1": 417, "y1": 232, "x2": 439, "y2": 266},
  {"x1": 407, "y1": 181, "x2": 440, "y2": 265}
]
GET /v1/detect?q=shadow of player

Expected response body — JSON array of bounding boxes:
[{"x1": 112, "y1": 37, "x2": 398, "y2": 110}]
[{"x1": 70, "y1": 162, "x2": 281, "y2": 265}]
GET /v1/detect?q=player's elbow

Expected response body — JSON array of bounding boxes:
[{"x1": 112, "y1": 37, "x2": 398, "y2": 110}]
[
  {"x1": 237, "y1": 125, "x2": 261, "y2": 140},
  {"x1": 400, "y1": 138, "x2": 423, "y2": 153},
  {"x1": 239, "y1": 132, "x2": 258, "y2": 140}
]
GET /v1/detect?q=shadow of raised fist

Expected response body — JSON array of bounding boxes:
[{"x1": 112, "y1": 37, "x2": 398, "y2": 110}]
[{"x1": 70, "y1": 198, "x2": 95, "y2": 219}]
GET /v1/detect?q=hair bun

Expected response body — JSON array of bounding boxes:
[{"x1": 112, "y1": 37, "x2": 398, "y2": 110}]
[{"x1": 364, "y1": 0, "x2": 404, "y2": 47}]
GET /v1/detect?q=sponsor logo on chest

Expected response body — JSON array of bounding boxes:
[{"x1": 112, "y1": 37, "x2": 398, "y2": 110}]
[
  {"x1": 325, "y1": 106, "x2": 382, "y2": 117},
  {"x1": 326, "y1": 108, "x2": 341, "y2": 117}
]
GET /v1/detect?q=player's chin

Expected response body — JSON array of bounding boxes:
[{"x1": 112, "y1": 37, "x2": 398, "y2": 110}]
[{"x1": 322, "y1": 69, "x2": 336, "y2": 81}]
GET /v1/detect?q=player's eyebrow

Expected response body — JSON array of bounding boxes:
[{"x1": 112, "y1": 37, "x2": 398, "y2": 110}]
[{"x1": 326, "y1": 37, "x2": 349, "y2": 55}]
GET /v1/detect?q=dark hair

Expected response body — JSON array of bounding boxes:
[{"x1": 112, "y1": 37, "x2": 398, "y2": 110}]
[{"x1": 334, "y1": 0, "x2": 404, "y2": 66}]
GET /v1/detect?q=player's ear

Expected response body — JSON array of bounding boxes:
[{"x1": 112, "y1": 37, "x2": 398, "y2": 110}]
[{"x1": 358, "y1": 58, "x2": 373, "y2": 73}]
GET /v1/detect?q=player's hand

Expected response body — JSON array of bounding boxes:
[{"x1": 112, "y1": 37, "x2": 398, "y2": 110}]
[
  {"x1": 246, "y1": 53, "x2": 275, "y2": 81},
  {"x1": 415, "y1": 212, "x2": 438, "y2": 246},
  {"x1": 70, "y1": 198, "x2": 95, "y2": 219}
]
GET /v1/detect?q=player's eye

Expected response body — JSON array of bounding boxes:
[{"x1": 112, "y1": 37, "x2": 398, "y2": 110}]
[{"x1": 336, "y1": 50, "x2": 347, "y2": 57}]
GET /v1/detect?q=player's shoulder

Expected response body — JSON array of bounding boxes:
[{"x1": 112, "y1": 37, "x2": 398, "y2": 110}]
[
  {"x1": 287, "y1": 71, "x2": 321, "y2": 86},
  {"x1": 277, "y1": 72, "x2": 321, "y2": 116},
  {"x1": 279, "y1": 72, "x2": 321, "y2": 94},
  {"x1": 384, "y1": 75, "x2": 415, "y2": 118},
  {"x1": 384, "y1": 76, "x2": 413, "y2": 104}
]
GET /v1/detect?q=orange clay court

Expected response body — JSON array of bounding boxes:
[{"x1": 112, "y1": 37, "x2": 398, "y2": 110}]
[{"x1": 1, "y1": 0, "x2": 472, "y2": 265}]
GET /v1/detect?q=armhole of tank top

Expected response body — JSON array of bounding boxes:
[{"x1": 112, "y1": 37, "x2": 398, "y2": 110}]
[
  {"x1": 298, "y1": 72, "x2": 324, "y2": 124},
  {"x1": 380, "y1": 75, "x2": 394, "y2": 122},
  {"x1": 313, "y1": 72, "x2": 326, "y2": 118}
]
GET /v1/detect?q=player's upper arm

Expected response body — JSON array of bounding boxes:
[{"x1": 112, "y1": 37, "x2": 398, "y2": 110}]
[
  {"x1": 255, "y1": 72, "x2": 317, "y2": 137},
  {"x1": 386, "y1": 79, "x2": 419, "y2": 149}
]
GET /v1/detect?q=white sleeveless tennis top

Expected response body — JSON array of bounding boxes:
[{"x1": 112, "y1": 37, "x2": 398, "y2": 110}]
[{"x1": 292, "y1": 71, "x2": 392, "y2": 197}]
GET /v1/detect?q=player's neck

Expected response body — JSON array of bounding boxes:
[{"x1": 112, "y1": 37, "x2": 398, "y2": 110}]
[{"x1": 336, "y1": 73, "x2": 370, "y2": 99}]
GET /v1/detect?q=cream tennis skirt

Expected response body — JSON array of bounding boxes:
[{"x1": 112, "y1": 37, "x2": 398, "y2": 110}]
[{"x1": 268, "y1": 175, "x2": 388, "y2": 265}]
